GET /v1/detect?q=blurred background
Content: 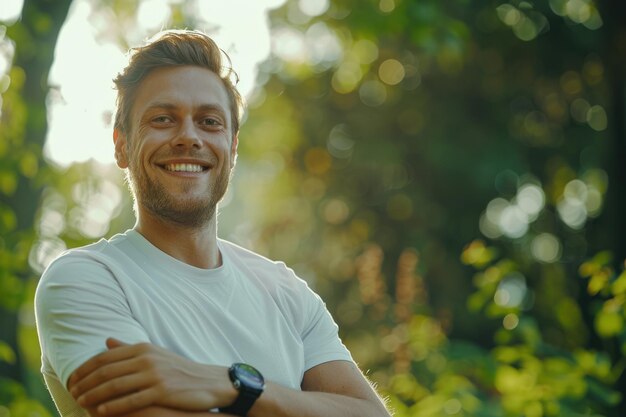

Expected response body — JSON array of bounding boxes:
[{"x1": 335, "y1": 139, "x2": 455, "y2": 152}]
[{"x1": 1, "y1": 0, "x2": 625, "y2": 416}]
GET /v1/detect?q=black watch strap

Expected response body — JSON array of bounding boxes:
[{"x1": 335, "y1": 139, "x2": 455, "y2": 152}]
[
  {"x1": 219, "y1": 363, "x2": 264, "y2": 416},
  {"x1": 220, "y1": 388, "x2": 260, "y2": 416}
]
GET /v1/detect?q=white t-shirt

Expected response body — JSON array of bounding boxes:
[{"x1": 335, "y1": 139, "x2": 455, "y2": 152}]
[{"x1": 35, "y1": 230, "x2": 352, "y2": 416}]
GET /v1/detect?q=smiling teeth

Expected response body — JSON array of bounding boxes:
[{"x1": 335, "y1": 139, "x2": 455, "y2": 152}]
[{"x1": 165, "y1": 164, "x2": 204, "y2": 172}]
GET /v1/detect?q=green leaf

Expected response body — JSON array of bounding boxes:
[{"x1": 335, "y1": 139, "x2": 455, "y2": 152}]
[
  {"x1": 611, "y1": 270, "x2": 626, "y2": 295},
  {"x1": 461, "y1": 240, "x2": 497, "y2": 268},
  {"x1": 0, "y1": 170, "x2": 17, "y2": 196},
  {"x1": 587, "y1": 271, "x2": 610, "y2": 295},
  {"x1": 0, "y1": 341, "x2": 16, "y2": 364},
  {"x1": 10, "y1": 398, "x2": 54, "y2": 417},
  {"x1": 594, "y1": 310, "x2": 624, "y2": 338}
]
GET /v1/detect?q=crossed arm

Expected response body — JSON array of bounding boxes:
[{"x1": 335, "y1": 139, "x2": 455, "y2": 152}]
[{"x1": 68, "y1": 338, "x2": 391, "y2": 417}]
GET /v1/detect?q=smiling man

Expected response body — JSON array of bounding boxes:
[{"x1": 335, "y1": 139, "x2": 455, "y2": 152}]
[{"x1": 34, "y1": 30, "x2": 391, "y2": 417}]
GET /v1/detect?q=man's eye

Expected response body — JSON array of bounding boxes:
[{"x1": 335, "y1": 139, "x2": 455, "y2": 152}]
[
  {"x1": 200, "y1": 118, "x2": 219, "y2": 126},
  {"x1": 153, "y1": 116, "x2": 173, "y2": 123}
]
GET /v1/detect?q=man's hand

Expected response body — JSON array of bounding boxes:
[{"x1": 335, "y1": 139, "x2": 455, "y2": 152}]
[{"x1": 68, "y1": 338, "x2": 236, "y2": 416}]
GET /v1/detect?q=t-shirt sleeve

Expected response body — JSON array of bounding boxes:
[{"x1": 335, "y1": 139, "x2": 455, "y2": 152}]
[
  {"x1": 291, "y1": 273, "x2": 354, "y2": 371},
  {"x1": 35, "y1": 252, "x2": 151, "y2": 390}
]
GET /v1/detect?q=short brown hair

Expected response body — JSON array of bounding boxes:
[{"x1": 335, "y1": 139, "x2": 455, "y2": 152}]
[{"x1": 113, "y1": 29, "x2": 243, "y2": 138}]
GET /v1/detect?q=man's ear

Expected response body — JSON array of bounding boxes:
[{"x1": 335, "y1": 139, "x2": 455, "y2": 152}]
[
  {"x1": 113, "y1": 129, "x2": 129, "y2": 168},
  {"x1": 230, "y1": 133, "x2": 239, "y2": 166}
]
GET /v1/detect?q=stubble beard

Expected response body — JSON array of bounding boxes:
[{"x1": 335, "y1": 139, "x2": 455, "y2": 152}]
[{"x1": 127, "y1": 161, "x2": 231, "y2": 229}]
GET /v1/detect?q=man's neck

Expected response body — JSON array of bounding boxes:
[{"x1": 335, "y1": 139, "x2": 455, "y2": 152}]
[{"x1": 134, "y1": 211, "x2": 221, "y2": 270}]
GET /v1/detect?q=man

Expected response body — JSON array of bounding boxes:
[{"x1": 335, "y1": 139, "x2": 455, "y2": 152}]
[{"x1": 35, "y1": 30, "x2": 391, "y2": 417}]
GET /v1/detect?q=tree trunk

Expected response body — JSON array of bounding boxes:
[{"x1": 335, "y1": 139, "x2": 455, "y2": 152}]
[
  {"x1": 0, "y1": 0, "x2": 72, "y2": 388},
  {"x1": 599, "y1": 0, "x2": 626, "y2": 412}
]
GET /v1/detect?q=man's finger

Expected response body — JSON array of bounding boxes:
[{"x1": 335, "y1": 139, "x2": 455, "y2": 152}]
[
  {"x1": 69, "y1": 344, "x2": 147, "y2": 390},
  {"x1": 106, "y1": 337, "x2": 129, "y2": 349},
  {"x1": 94, "y1": 386, "x2": 159, "y2": 416},
  {"x1": 76, "y1": 372, "x2": 152, "y2": 409},
  {"x1": 70, "y1": 356, "x2": 140, "y2": 399}
]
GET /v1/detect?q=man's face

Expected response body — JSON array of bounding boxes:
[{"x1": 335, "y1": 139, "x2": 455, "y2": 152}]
[{"x1": 114, "y1": 66, "x2": 238, "y2": 227}]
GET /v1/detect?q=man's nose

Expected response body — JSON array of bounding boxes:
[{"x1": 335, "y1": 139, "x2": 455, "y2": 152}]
[{"x1": 172, "y1": 117, "x2": 201, "y2": 148}]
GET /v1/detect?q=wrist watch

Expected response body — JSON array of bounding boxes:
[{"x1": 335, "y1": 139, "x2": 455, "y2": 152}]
[{"x1": 219, "y1": 363, "x2": 265, "y2": 416}]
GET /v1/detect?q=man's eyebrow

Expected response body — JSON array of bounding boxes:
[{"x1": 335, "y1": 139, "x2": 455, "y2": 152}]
[
  {"x1": 143, "y1": 102, "x2": 177, "y2": 112},
  {"x1": 144, "y1": 102, "x2": 227, "y2": 114},
  {"x1": 196, "y1": 104, "x2": 228, "y2": 116}
]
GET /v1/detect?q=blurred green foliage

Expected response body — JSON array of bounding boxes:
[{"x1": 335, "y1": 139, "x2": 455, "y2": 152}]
[
  {"x1": 1, "y1": 0, "x2": 73, "y2": 413},
  {"x1": 221, "y1": 0, "x2": 626, "y2": 415},
  {"x1": 1, "y1": 0, "x2": 625, "y2": 416}
]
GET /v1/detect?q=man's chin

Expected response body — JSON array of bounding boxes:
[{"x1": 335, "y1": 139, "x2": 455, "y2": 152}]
[
  {"x1": 134, "y1": 175, "x2": 228, "y2": 227},
  {"x1": 142, "y1": 201, "x2": 216, "y2": 228}
]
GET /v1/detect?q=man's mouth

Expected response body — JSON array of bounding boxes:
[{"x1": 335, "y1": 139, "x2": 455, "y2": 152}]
[{"x1": 163, "y1": 163, "x2": 208, "y2": 173}]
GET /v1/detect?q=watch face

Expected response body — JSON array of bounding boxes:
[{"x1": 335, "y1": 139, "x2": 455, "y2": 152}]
[{"x1": 233, "y1": 363, "x2": 265, "y2": 389}]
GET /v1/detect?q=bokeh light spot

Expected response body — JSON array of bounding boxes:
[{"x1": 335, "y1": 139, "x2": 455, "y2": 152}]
[
  {"x1": 359, "y1": 79, "x2": 387, "y2": 106},
  {"x1": 583, "y1": 56, "x2": 604, "y2": 84},
  {"x1": 566, "y1": 0, "x2": 591, "y2": 23},
  {"x1": 305, "y1": 23, "x2": 342, "y2": 67},
  {"x1": 531, "y1": 233, "x2": 561, "y2": 263},
  {"x1": 379, "y1": 0, "x2": 395, "y2": 13},
  {"x1": 327, "y1": 124, "x2": 355, "y2": 159},
  {"x1": 323, "y1": 198, "x2": 350, "y2": 224},
  {"x1": 301, "y1": 177, "x2": 326, "y2": 200},
  {"x1": 560, "y1": 70, "x2": 582, "y2": 95},
  {"x1": 479, "y1": 212, "x2": 501, "y2": 239},
  {"x1": 331, "y1": 61, "x2": 362, "y2": 94},
  {"x1": 298, "y1": 0, "x2": 329, "y2": 17},
  {"x1": 513, "y1": 15, "x2": 540, "y2": 41},
  {"x1": 304, "y1": 147, "x2": 332, "y2": 175},
  {"x1": 503, "y1": 313, "x2": 519, "y2": 330},
  {"x1": 28, "y1": 238, "x2": 67, "y2": 274},
  {"x1": 582, "y1": 11, "x2": 603, "y2": 30},
  {"x1": 564, "y1": 179, "x2": 588, "y2": 202},
  {"x1": 481, "y1": 198, "x2": 509, "y2": 237},
  {"x1": 499, "y1": 205, "x2": 528, "y2": 238},
  {"x1": 39, "y1": 208, "x2": 66, "y2": 238},
  {"x1": 585, "y1": 187, "x2": 602, "y2": 216},
  {"x1": 353, "y1": 39, "x2": 379, "y2": 65},
  {"x1": 495, "y1": 273, "x2": 527, "y2": 308},
  {"x1": 497, "y1": 6, "x2": 549, "y2": 42},
  {"x1": 550, "y1": 0, "x2": 602, "y2": 28},
  {"x1": 586, "y1": 105, "x2": 607, "y2": 131},
  {"x1": 378, "y1": 59, "x2": 405, "y2": 85},
  {"x1": 272, "y1": 27, "x2": 306, "y2": 63},
  {"x1": 557, "y1": 198, "x2": 587, "y2": 229},
  {"x1": 515, "y1": 183, "x2": 545, "y2": 218},
  {"x1": 570, "y1": 98, "x2": 590, "y2": 123},
  {"x1": 496, "y1": 4, "x2": 521, "y2": 26}
]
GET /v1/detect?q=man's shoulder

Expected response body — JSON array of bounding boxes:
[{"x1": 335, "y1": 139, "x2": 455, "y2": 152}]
[
  {"x1": 47, "y1": 239, "x2": 107, "y2": 266},
  {"x1": 41, "y1": 232, "x2": 132, "y2": 277},
  {"x1": 219, "y1": 238, "x2": 310, "y2": 290}
]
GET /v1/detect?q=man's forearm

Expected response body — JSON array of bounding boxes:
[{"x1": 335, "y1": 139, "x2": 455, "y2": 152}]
[
  {"x1": 85, "y1": 406, "x2": 230, "y2": 417},
  {"x1": 249, "y1": 381, "x2": 391, "y2": 417},
  {"x1": 70, "y1": 341, "x2": 391, "y2": 417},
  {"x1": 84, "y1": 391, "x2": 389, "y2": 417}
]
